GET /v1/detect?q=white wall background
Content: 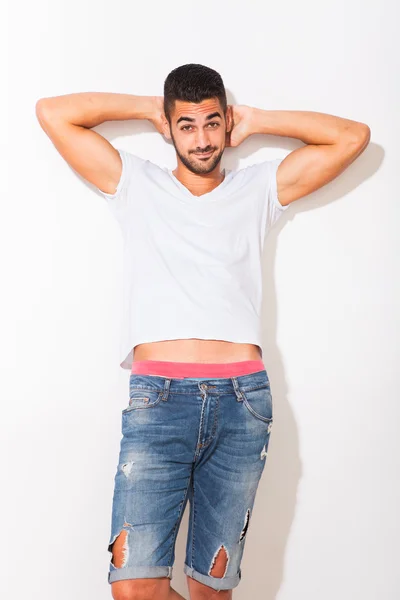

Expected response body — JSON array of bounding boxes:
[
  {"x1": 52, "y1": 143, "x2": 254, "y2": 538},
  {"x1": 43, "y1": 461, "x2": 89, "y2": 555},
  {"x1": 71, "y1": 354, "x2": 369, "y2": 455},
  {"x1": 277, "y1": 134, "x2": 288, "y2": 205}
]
[{"x1": 3, "y1": 1, "x2": 399, "y2": 599}]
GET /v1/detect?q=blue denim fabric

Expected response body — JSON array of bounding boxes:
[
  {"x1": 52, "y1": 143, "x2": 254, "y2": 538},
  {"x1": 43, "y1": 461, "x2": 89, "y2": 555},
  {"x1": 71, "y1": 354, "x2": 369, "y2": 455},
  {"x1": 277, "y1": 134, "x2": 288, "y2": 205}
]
[{"x1": 107, "y1": 368, "x2": 273, "y2": 591}]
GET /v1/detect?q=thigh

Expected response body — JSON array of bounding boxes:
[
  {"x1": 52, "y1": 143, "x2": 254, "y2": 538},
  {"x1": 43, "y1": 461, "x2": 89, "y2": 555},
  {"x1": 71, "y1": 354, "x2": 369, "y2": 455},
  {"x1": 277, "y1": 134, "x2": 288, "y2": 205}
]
[
  {"x1": 107, "y1": 375, "x2": 197, "y2": 585},
  {"x1": 184, "y1": 378, "x2": 273, "y2": 592}
]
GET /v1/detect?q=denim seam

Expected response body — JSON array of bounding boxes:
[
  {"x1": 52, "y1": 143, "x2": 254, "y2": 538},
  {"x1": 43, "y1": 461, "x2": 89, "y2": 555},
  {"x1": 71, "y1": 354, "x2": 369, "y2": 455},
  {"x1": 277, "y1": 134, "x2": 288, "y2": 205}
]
[
  {"x1": 191, "y1": 477, "x2": 197, "y2": 569},
  {"x1": 183, "y1": 564, "x2": 241, "y2": 591},
  {"x1": 167, "y1": 472, "x2": 192, "y2": 564},
  {"x1": 108, "y1": 565, "x2": 172, "y2": 584},
  {"x1": 152, "y1": 387, "x2": 269, "y2": 395},
  {"x1": 142, "y1": 383, "x2": 270, "y2": 396},
  {"x1": 238, "y1": 383, "x2": 270, "y2": 393},
  {"x1": 200, "y1": 394, "x2": 220, "y2": 449},
  {"x1": 129, "y1": 387, "x2": 165, "y2": 393},
  {"x1": 241, "y1": 390, "x2": 273, "y2": 423},
  {"x1": 193, "y1": 390, "x2": 207, "y2": 461},
  {"x1": 122, "y1": 394, "x2": 164, "y2": 414},
  {"x1": 242, "y1": 397, "x2": 273, "y2": 423}
]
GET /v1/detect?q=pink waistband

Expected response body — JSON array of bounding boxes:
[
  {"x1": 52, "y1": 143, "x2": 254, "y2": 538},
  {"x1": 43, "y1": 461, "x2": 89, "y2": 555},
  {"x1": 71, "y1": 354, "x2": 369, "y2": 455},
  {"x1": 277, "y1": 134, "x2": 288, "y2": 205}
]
[{"x1": 131, "y1": 359, "x2": 265, "y2": 379}]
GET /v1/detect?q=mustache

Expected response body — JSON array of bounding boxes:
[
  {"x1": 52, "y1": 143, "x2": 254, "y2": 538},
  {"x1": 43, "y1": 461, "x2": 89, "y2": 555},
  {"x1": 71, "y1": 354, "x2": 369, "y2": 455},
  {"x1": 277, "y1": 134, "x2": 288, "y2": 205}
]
[{"x1": 192, "y1": 148, "x2": 215, "y2": 154}]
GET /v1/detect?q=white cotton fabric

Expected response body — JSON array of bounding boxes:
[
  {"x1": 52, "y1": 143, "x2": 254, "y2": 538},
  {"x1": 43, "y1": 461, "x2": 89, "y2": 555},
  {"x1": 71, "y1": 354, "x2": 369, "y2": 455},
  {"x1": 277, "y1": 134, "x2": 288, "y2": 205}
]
[{"x1": 96, "y1": 149, "x2": 289, "y2": 369}]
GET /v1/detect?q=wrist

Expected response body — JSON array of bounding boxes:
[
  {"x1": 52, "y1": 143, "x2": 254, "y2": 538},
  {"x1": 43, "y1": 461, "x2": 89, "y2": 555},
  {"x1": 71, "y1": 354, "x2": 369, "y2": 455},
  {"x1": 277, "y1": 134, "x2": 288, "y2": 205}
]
[
  {"x1": 129, "y1": 95, "x2": 158, "y2": 121},
  {"x1": 249, "y1": 107, "x2": 277, "y2": 136},
  {"x1": 147, "y1": 96, "x2": 164, "y2": 121},
  {"x1": 248, "y1": 106, "x2": 262, "y2": 135}
]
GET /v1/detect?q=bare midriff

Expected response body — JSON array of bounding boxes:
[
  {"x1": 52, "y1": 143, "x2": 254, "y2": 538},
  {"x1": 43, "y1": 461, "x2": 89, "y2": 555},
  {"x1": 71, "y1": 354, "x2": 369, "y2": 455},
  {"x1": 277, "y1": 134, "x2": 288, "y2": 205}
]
[{"x1": 133, "y1": 339, "x2": 262, "y2": 363}]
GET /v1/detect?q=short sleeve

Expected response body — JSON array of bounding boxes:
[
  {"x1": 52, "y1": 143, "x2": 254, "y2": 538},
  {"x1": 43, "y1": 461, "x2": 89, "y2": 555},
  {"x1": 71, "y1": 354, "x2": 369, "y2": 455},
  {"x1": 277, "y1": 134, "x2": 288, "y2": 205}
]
[
  {"x1": 250, "y1": 158, "x2": 289, "y2": 236},
  {"x1": 263, "y1": 158, "x2": 290, "y2": 232},
  {"x1": 96, "y1": 149, "x2": 145, "y2": 232}
]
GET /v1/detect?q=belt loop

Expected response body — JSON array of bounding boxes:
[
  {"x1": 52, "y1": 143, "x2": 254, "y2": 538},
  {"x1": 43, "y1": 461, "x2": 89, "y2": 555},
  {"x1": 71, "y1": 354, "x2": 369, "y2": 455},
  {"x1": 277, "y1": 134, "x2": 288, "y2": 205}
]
[
  {"x1": 161, "y1": 378, "x2": 171, "y2": 402},
  {"x1": 231, "y1": 377, "x2": 244, "y2": 402}
]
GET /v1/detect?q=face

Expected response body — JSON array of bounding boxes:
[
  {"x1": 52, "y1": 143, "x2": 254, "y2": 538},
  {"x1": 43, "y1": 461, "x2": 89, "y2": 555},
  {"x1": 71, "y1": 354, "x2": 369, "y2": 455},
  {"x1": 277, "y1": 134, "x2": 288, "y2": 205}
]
[{"x1": 163, "y1": 98, "x2": 232, "y2": 175}]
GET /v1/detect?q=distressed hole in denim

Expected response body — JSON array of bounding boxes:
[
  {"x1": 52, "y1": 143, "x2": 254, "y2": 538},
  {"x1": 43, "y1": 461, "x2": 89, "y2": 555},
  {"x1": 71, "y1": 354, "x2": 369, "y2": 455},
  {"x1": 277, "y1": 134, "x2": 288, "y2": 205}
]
[
  {"x1": 109, "y1": 527, "x2": 130, "y2": 568},
  {"x1": 239, "y1": 509, "x2": 251, "y2": 542},
  {"x1": 209, "y1": 544, "x2": 229, "y2": 578},
  {"x1": 121, "y1": 461, "x2": 134, "y2": 477}
]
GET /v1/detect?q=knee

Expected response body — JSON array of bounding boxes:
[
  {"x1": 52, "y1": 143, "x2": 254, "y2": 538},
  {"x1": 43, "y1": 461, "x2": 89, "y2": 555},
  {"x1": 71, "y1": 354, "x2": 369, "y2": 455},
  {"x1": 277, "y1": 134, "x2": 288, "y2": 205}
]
[{"x1": 111, "y1": 578, "x2": 170, "y2": 600}]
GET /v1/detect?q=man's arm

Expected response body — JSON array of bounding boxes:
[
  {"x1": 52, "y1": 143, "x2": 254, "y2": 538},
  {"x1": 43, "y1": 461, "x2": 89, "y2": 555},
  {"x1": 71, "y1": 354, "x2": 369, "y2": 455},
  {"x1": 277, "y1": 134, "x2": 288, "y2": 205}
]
[
  {"x1": 248, "y1": 109, "x2": 371, "y2": 207},
  {"x1": 35, "y1": 93, "x2": 160, "y2": 194}
]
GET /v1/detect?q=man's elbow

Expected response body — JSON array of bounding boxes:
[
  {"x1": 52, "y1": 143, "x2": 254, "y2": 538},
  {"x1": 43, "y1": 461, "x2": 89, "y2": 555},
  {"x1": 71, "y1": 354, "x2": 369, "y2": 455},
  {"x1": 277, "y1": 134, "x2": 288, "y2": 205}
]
[
  {"x1": 35, "y1": 98, "x2": 53, "y2": 122},
  {"x1": 340, "y1": 123, "x2": 371, "y2": 160},
  {"x1": 349, "y1": 122, "x2": 371, "y2": 148}
]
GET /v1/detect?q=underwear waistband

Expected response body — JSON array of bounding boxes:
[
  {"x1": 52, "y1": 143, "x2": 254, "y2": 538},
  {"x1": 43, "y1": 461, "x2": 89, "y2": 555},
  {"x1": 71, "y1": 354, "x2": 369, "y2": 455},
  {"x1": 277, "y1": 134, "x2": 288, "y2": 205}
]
[{"x1": 131, "y1": 359, "x2": 266, "y2": 379}]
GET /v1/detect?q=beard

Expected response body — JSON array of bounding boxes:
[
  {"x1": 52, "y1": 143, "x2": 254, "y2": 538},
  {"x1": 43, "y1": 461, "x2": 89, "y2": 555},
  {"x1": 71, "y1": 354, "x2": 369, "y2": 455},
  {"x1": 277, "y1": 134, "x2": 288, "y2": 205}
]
[{"x1": 170, "y1": 131, "x2": 225, "y2": 175}]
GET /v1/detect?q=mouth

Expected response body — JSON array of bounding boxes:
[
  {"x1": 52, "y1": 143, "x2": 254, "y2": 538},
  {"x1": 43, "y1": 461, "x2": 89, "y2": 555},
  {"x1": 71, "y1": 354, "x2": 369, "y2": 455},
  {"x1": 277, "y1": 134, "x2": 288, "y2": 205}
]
[{"x1": 194, "y1": 150, "x2": 214, "y2": 159}]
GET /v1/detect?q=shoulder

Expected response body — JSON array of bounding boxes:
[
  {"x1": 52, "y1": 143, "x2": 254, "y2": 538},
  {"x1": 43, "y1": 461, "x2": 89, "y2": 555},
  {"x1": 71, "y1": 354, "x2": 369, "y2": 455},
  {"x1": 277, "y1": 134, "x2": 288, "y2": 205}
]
[
  {"x1": 227, "y1": 158, "x2": 284, "y2": 188},
  {"x1": 116, "y1": 149, "x2": 169, "y2": 183},
  {"x1": 238, "y1": 157, "x2": 283, "y2": 177}
]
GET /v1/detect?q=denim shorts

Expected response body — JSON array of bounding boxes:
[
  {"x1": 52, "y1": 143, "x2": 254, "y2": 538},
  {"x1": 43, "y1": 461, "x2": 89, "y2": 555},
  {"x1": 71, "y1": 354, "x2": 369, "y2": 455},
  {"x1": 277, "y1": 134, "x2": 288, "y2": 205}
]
[{"x1": 107, "y1": 368, "x2": 273, "y2": 592}]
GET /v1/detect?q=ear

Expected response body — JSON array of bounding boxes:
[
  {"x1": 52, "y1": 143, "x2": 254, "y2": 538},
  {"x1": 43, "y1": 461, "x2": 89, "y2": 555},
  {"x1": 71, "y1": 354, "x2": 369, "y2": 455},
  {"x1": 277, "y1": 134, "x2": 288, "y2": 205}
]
[
  {"x1": 225, "y1": 105, "x2": 233, "y2": 133},
  {"x1": 161, "y1": 114, "x2": 172, "y2": 140}
]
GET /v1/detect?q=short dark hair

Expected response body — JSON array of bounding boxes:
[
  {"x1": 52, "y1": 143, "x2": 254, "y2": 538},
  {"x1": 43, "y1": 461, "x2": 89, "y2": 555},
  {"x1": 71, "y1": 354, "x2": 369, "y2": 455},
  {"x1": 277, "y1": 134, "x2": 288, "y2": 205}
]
[{"x1": 163, "y1": 63, "x2": 227, "y2": 124}]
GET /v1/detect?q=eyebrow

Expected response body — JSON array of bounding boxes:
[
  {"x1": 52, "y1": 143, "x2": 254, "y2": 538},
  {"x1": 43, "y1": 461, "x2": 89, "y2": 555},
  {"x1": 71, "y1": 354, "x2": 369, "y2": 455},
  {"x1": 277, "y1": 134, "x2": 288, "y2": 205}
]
[{"x1": 176, "y1": 112, "x2": 222, "y2": 125}]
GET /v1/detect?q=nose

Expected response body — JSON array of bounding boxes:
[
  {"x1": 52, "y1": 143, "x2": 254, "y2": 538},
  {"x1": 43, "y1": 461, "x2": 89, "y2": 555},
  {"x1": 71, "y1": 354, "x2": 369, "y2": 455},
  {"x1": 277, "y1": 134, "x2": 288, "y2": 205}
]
[{"x1": 194, "y1": 129, "x2": 211, "y2": 151}]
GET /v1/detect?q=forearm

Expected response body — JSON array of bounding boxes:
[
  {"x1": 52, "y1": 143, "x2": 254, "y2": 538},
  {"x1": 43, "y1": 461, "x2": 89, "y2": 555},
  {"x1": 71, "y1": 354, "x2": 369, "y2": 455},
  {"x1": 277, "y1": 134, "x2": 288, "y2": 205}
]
[
  {"x1": 249, "y1": 108, "x2": 368, "y2": 145},
  {"x1": 36, "y1": 92, "x2": 156, "y2": 128}
]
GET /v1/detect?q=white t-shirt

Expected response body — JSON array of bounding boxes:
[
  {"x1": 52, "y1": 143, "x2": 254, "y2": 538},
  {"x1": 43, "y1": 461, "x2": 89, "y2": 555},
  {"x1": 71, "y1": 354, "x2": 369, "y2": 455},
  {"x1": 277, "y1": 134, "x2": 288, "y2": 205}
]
[{"x1": 97, "y1": 149, "x2": 289, "y2": 369}]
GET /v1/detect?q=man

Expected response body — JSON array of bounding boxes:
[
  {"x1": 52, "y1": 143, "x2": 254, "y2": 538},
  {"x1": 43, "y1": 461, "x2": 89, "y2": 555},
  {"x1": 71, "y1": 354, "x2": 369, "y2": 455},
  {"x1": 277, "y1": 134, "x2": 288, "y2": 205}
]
[{"x1": 36, "y1": 64, "x2": 370, "y2": 600}]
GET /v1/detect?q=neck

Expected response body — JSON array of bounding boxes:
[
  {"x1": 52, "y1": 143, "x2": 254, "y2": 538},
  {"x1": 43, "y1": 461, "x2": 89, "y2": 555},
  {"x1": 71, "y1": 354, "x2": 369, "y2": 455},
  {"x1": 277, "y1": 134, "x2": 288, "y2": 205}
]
[{"x1": 172, "y1": 164, "x2": 225, "y2": 197}]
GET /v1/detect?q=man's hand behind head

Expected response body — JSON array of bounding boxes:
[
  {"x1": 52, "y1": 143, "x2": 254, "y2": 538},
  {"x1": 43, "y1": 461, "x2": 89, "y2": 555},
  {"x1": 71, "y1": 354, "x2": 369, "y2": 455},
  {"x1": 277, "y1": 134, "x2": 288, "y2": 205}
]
[{"x1": 148, "y1": 96, "x2": 167, "y2": 137}]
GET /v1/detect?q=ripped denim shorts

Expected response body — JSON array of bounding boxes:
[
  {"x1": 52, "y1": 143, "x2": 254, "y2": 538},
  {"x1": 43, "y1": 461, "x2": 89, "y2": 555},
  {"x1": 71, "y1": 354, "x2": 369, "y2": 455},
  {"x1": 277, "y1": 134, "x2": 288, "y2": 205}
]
[{"x1": 107, "y1": 368, "x2": 273, "y2": 592}]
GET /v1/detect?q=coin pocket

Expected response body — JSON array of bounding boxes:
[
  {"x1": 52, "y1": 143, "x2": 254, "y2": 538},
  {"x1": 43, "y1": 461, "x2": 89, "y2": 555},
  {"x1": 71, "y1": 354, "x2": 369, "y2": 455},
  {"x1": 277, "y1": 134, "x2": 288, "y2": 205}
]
[{"x1": 122, "y1": 388, "x2": 163, "y2": 413}]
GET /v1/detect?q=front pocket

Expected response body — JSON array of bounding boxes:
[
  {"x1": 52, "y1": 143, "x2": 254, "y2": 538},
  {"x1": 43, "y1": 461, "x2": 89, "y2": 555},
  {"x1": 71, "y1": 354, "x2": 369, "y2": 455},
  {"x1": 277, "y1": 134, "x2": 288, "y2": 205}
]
[
  {"x1": 241, "y1": 385, "x2": 273, "y2": 423},
  {"x1": 122, "y1": 388, "x2": 163, "y2": 413}
]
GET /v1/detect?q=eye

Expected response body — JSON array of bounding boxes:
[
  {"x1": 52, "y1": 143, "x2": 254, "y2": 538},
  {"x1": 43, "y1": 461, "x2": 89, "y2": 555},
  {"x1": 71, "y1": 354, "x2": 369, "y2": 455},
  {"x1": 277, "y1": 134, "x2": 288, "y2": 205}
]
[{"x1": 181, "y1": 122, "x2": 220, "y2": 131}]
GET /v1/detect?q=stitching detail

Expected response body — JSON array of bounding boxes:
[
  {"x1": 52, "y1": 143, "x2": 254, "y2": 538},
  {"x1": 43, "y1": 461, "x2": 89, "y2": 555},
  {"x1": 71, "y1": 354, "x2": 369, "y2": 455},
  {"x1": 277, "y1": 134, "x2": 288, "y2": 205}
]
[
  {"x1": 242, "y1": 396, "x2": 273, "y2": 423},
  {"x1": 198, "y1": 395, "x2": 219, "y2": 449},
  {"x1": 191, "y1": 477, "x2": 197, "y2": 568},
  {"x1": 193, "y1": 390, "x2": 207, "y2": 460},
  {"x1": 167, "y1": 472, "x2": 192, "y2": 563}
]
